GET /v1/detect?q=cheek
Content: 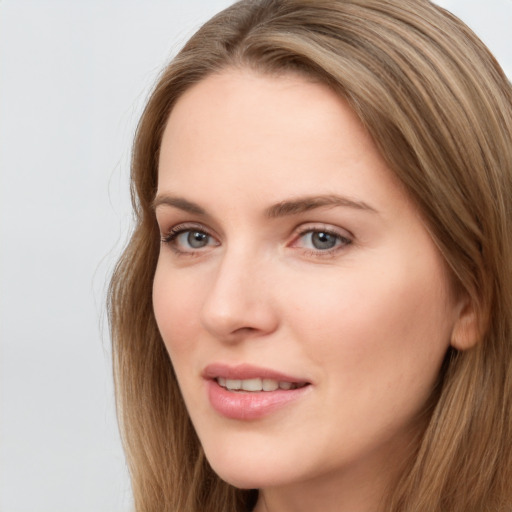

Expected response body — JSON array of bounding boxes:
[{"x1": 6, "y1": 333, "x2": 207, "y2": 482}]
[
  {"x1": 152, "y1": 262, "x2": 210, "y2": 417},
  {"x1": 152, "y1": 261, "x2": 203, "y2": 358},
  {"x1": 285, "y1": 255, "x2": 455, "y2": 395}
]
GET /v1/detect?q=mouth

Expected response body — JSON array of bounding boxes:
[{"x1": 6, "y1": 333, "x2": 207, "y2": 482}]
[
  {"x1": 215, "y1": 377, "x2": 309, "y2": 392},
  {"x1": 203, "y1": 363, "x2": 311, "y2": 419}
]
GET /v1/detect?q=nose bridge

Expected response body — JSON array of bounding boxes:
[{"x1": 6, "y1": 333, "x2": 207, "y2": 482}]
[{"x1": 199, "y1": 243, "x2": 277, "y2": 339}]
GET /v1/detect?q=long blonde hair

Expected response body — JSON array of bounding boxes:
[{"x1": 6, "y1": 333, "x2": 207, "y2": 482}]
[{"x1": 108, "y1": 1, "x2": 512, "y2": 510}]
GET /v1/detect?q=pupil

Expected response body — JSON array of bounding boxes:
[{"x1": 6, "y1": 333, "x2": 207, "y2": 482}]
[
  {"x1": 312, "y1": 232, "x2": 336, "y2": 250},
  {"x1": 188, "y1": 231, "x2": 208, "y2": 248}
]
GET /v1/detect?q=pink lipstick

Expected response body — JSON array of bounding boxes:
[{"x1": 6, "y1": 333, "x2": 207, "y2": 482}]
[{"x1": 203, "y1": 363, "x2": 311, "y2": 420}]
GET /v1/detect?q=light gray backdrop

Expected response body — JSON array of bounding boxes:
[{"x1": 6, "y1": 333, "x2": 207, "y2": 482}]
[{"x1": 0, "y1": 1, "x2": 510, "y2": 511}]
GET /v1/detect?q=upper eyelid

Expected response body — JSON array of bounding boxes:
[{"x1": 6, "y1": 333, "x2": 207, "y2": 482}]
[
  {"x1": 293, "y1": 222, "x2": 353, "y2": 239},
  {"x1": 292, "y1": 228, "x2": 352, "y2": 245},
  {"x1": 160, "y1": 221, "x2": 214, "y2": 235},
  {"x1": 157, "y1": 215, "x2": 223, "y2": 238},
  {"x1": 159, "y1": 221, "x2": 352, "y2": 236}
]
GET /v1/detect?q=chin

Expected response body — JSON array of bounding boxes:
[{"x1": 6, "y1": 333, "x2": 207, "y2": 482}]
[
  {"x1": 216, "y1": 472, "x2": 261, "y2": 490},
  {"x1": 204, "y1": 444, "x2": 295, "y2": 490},
  {"x1": 215, "y1": 470, "x2": 289, "y2": 491}
]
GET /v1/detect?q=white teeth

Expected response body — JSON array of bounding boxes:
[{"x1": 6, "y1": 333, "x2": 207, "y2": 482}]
[
  {"x1": 225, "y1": 379, "x2": 242, "y2": 390},
  {"x1": 217, "y1": 377, "x2": 302, "y2": 392},
  {"x1": 241, "y1": 378, "x2": 262, "y2": 391},
  {"x1": 262, "y1": 378, "x2": 279, "y2": 391}
]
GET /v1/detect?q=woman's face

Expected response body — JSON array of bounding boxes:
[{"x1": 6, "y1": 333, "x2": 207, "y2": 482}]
[{"x1": 153, "y1": 69, "x2": 463, "y2": 499}]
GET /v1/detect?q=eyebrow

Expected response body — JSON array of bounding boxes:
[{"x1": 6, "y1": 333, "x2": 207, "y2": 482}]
[
  {"x1": 152, "y1": 195, "x2": 206, "y2": 215},
  {"x1": 264, "y1": 194, "x2": 378, "y2": 218},
  {"x1": 152, "y1": 193, "x2": 378, "y2": 217}
]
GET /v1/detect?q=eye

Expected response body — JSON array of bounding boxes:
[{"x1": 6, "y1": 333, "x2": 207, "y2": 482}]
[
  {"x1": 293, "y1": 227, "x2": 352, "y2": 254},
  {"x1": 303, "y1": 231, "x2": 339, "y2": 250},
  {"x1": 178, "y1": 230, "x2": 211, "y2": 249},
  {"x1": 161, "y1": 225, "x2": 219, "y2": 254}
]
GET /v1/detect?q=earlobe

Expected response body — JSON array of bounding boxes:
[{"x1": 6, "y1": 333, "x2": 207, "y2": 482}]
[{"x1": 450, "y1": 296, "x2": 480, "y2": 351}]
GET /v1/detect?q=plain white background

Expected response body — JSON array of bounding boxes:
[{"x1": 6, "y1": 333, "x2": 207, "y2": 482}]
[{"x1": 0, "y1": 1, "x2": 510, "y2": 511}]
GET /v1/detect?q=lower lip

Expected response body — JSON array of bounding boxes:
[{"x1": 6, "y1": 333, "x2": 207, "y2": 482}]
[{"x1": 207, "y1": 379, "x2": 310, "y2": 420}]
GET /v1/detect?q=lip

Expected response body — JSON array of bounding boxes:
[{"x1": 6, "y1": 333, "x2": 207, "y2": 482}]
[
  {"x1": 202, "y1": 363, "x2": 308, "y2": 383},
  {"x1": 203, "y1": 363, "x2": 311, "y2": 420}
]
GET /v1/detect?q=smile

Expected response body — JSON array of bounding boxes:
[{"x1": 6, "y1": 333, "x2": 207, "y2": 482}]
[
  {"x1": 216, "y1": 377, "x2": 307, "y2": 392},
  {"x1": 204, "y1": 363, "x2": 312, "y2": 420}
]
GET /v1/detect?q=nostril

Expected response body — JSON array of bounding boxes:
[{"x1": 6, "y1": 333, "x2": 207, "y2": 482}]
[{"x1": 199, "y1": 288, "x2": 279, "y2": 340}]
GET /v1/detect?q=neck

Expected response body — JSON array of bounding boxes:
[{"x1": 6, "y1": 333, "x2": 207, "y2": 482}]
[
  {"x1": 254, "y1": 467, "x2": 387, "y2": 512},
  {"x1": 252, "y1": 428, "x2": 417, "y2": 512}
]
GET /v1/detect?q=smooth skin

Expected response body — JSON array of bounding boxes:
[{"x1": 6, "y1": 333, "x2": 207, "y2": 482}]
[{"x1": 153, "y1": 69, "x2": 469, "y2": 512}]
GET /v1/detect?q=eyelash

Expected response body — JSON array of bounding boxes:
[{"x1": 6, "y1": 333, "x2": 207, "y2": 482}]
[{"x1": 160, "y1": 223, "x2": 353, "y2": 258}]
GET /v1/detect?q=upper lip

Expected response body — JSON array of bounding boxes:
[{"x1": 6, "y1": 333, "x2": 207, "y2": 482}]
[{"x1": 202, "y1": 363, "x2": 309, "y2": 384}]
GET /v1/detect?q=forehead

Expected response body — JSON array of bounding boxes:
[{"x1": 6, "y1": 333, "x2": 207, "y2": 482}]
[
  {"x1": 162, "y1": 69, "x2": 352, "y2": 159},
  {"x1": 157, "y1": 68, "x2": 407, "y2": 215}
]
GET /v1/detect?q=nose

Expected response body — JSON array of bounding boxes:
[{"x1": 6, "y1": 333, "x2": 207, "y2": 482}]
[{"x1": 199, "y1": 250, "x2": 279, "y2": 341}]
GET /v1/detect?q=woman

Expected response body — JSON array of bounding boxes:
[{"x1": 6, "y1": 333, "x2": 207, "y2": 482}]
[{"x1": 108, "y1": 1, "x2": 512, "y2": 511}]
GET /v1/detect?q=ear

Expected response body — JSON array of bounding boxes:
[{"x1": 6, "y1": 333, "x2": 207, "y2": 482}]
[{"x1": 450, "y1": 295, "x2": 480, "y2": 351}]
